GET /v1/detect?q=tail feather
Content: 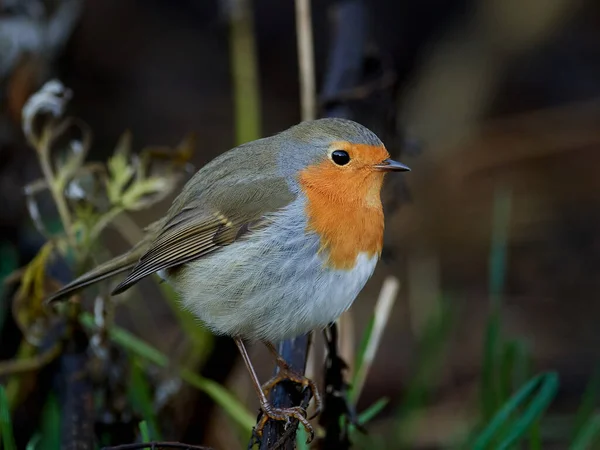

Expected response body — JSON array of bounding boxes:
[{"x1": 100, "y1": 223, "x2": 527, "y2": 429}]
[{"x1": 45, "y1": 251, "x2": 140, "y2": 304}]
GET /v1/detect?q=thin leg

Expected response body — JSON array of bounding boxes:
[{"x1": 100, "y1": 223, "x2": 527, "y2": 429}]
[
  {"x1": 262, "y1": 341, "x2": 322, "y2": 420},
  {"x1": 234, "y1": 338, "x2": 314, "y2": 442}
]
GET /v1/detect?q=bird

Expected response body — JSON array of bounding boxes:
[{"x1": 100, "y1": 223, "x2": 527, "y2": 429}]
[{"x1": 46, "y1": 117, "x2": 410, "y2": 440}]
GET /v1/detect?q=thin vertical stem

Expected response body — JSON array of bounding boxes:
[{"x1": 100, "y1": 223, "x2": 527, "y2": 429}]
[
  {"x1": 295, "y1": 0, "x2": 316, "y2": 121},
  {"x1": 229, "y1": 0, "x2": 262, "y2": 145}
]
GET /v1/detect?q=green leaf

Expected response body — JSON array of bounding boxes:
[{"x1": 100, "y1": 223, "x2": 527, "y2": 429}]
[
  {"x1": 79, "y1": 312, "x2": 255, "y2": 431},
  {"x1": 38, "y1": 393, "x2": 61, "y2": 450},
  {"x1": 358, "y1": 397, "x2": 389, "y2": 425},
  {"x1": 106, "y1": 152, "x2": 135, "y2": 204},
  {"x1": 25, "y1": 433, "x2": 41, "y2": 450},
  {"x1": 499, "y1": 340, "x2": 519, "y2": 402},
  {"x1": 529, "y1": 419, "x2": 542, "y2": 450},
  {"x1": 0, "y1": 385, "x2": 17, "y2": 450},
  {"x1": 570, "y1": 415, "x2": 600, "y2": 450},
  {"x1": 139, "y1": 421, "x2": 151, "y2": 442},
  {"x1": 473, "y1": 372, "x2": 559, "y2": 450},
  {"x1": 350, "y1": 316, "x2": 375, "y2": 400},
  {"x1": 571, "y1": 365, "x2": 600, "y2": 444},
  {"x1": 295, "y1": 426, "x2": 309, "y2": 450},
  {"x1": 120, "y1": 177, "x2": 169, "y2": 210},
  {"x1": 481, "y1": 312, "x2": 501, "y2": 419},
  {"x1": 129, "y1": 359, "x2": 161, "y2": 441}
]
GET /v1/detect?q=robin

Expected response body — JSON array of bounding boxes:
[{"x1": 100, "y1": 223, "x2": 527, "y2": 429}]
[{"x1": 46, "y1": 118, "x2": 410, "y2": 440}]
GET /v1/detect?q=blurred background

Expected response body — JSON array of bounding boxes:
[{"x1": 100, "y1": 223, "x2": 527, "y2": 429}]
[{"x1": 2, "y1": 0, "x2": 600, "y2": 449}]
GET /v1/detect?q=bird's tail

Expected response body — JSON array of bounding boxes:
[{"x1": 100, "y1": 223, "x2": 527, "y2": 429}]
[{"x1": 45, "y1": 249, "x2": 143, "y2": 304}]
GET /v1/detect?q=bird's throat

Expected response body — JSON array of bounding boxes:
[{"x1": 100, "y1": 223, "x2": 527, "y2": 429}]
[{"x1": 298, "y1": 162, "x2": 385, "y2": 270}]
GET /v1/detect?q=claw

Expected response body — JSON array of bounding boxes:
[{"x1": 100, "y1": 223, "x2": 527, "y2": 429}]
[
  {"x1": 261, "y1": 367, "x2": 323, "y2": 420},
  {"x1": 254, "y1": 404, "x2": 315, "y2": 443}
]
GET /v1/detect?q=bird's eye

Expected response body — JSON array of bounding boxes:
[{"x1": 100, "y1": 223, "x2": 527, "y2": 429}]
[{"x1": 331, "y1": 150, "x2": 350, "y2": 166}]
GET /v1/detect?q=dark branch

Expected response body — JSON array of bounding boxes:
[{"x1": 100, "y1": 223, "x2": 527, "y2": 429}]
[
  {"x1": 319, "y1": 323, "x2": 365, "y2": 450},
  {"x1": 59, "y1": 321, "x2": 95, "y2": 450},
  {"x1": 255, "y1": 335, "x2": 313, "y2": 450}
]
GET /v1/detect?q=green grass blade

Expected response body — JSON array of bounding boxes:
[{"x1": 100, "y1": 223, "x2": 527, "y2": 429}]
[
  {"x1": 295, "y1": 426, "x2": 309, "y2": 450},
  {"x1": 529, "y1": 419, "x2": 542, "y2": 450},
  {"x1": 25, "y1": 433, "x2": 41, "y2": 450},
  {"x1": 481, "y1": 185, "x2": 512, "y2": 421},
  {"x1": 351, "y1": 316, "x2": 374, "y2": 397},
  {"x1": 481, "y1": 312, "x2": 501, "y2": 419},
  {"x1": 512, "y1": 341, "x2": 531, "y2": 389},
  {"x1": 0, "y1": 385, "x2": 17, "y2": 450},
  {"x1": 473, "y1": 372, "x2": 559, "y2": 450},
  {"x1": 79, "y1": 312, "x2": 255, "y2": 431},
  {"x1": 358, "y1": 397, "x2": 389, "y2": 425},
  {"x1": 129, "y1": 359, "x2": 161, "y2": 441},
  {"x1": 38, "y1": 393, "x2": 61, "y2": 450},
  {"x1": 571, "y1": 365, "x2": 600, "y2": 443},
  {"x1": 570, "y1": 415, "x2": 600, "y2": 450},
  {"x1": 139, "y1": 420, "x2": 151, "y2": 442},
  {"x1": 499, "y1": 341, "x2": 518, "y2": 402}
]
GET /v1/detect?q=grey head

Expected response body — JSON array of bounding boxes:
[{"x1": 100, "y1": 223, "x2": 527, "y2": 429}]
[{"x1": 275, "y1": 118, "x2": 386, "y2": 179}]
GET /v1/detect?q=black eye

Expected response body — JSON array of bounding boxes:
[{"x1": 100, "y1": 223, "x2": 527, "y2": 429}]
[{"x1": 331, "y1": 150, "x2": 350, "y2": 166}]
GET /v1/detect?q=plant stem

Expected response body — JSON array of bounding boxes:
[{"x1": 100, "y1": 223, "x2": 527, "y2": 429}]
[
  {"x1": 295, "y1": 0, "x2": 317, "y2": 121},
  {"x1": 229, "y1": 0, "x2": 261, "y2": 145},
  {"x1": 37, "y1": 126, "x2": 76, "y2": 251}
]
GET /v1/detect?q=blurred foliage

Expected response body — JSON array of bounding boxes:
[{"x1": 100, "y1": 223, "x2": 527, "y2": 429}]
[{"x1": 0, "y1": 80, "x2": 257, "y2": 448}]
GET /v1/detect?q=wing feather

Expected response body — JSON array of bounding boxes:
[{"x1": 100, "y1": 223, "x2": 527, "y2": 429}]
[{"x1": 111, "y1": 177, "x2": 295, "y2": 295}]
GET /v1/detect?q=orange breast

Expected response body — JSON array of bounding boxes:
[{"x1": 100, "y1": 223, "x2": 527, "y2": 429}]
[{"x1": 298, "y1": 153, "x2": 386, "y2": 270}]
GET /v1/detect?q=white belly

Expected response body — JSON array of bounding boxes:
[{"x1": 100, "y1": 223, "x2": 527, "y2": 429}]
[{"x1": 168, "y1": 203, "x2": 379, "y2": 342}]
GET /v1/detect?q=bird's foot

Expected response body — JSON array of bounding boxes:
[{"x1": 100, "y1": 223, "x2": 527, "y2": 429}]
[
  {"x1": 261, "y1": 367, "x2": 322, "y2": 420},
  {"x1": 254, "y1": 403, "x2": 314, "y2": 443}
]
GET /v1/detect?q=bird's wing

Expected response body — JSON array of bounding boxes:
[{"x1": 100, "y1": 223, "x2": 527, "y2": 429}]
[{"x1": 110, "y1": 176, "x2": 295, "y2": 294}]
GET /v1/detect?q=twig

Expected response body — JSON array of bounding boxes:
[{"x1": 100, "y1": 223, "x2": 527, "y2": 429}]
[
  {"x1": 257, "y1": 335, "x2": 313, "y2": 450},
  {"x1": 59, "y1": 322, "x2": 95, "y2": 450},
  {"x1": 352, "y1": 276, "x2": 400, "y2": 401},
  {"x1": 0, "y1": 342, "x2": 62, "y2": 377},
  {"x1": 294, "y1": 0, "x2": 316, "y2": 121},
  {"x1": 37, "y1": 125, "x2": 76, "y2": 249},
  {"x1": 319, "y1": 323, "x2": 354, "y2": 449}
]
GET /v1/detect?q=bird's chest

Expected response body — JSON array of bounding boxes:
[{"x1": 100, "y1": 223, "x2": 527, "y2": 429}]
[
  {"x1": 300, "y1": 182, "x2": 385, "y2": 270},
  {"x1": 171, "y1": 199, "x2": 381, "y2": 341}
]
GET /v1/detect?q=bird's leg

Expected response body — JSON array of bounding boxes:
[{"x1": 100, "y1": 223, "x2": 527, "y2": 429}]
[
  {"x1": 234, "y1": 338, "x2": 314, "y2": 442},
  {"x1": 261, "y1": 341, "x2": 322, "y2": 420}
]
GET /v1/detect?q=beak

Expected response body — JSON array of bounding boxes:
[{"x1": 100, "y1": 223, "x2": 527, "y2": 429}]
[{"x1": 373, "y1": 158, "x2": 411, "y2": 172}]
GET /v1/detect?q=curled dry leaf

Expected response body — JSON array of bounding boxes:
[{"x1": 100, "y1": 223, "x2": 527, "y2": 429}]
[
  {"x1": 23, "y1": 178, "x2": 52, "y2": 239},
  {"x1": 22, "y1": 79, "x2": 72, "y2": 148},
  {"x1": 9, "y1": 243, "x2": 67, "y2": 346}
]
